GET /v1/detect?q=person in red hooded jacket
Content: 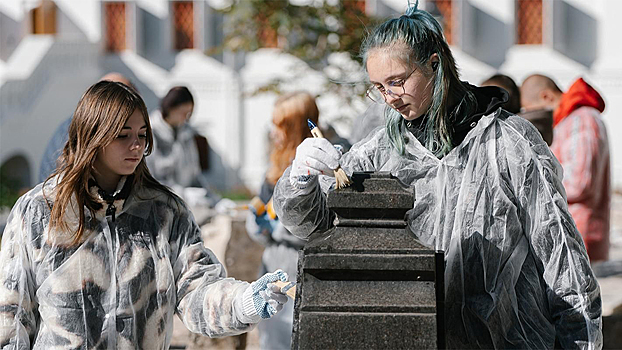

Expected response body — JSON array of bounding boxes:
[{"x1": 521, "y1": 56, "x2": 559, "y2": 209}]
[{"x1": 520, "y1": 74, "x2": 610, "y2": 261}]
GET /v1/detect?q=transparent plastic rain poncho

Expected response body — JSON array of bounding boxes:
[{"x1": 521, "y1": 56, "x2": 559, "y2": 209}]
[
  {"x1": 0, "y1": 177, "x2": 254, "y2": 349},
  {"x1": 273, "y1": 110, "x2": 602, "y2": 349}
]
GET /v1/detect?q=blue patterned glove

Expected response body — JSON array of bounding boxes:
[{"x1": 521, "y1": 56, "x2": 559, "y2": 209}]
[
  {"x1": 241, "y1": 269, "x2": 289, "y2": 322},
  {"x1": 254, "y1": 213, "x2": 278, "y2": 234}
]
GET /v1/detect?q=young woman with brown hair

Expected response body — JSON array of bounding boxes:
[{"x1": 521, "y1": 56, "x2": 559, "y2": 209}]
[
  {"x1": 0, "y1": 81, "x2": 288, "y2": 349},
  {"x1": 246, "y1": 91, "x2": 319, "y2": 349}
]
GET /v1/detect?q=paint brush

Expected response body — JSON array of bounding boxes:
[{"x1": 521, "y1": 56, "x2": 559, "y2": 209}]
[
  {"x1": 273, "y1": 280, "x2": 296, "y2": 299},
  {"x1": 307, "y1": 119, "x2": 351, "y2": 189}
]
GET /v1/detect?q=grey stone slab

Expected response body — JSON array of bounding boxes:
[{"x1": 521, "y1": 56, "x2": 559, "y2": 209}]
[
  {"x1": 299, "y1": 279, "x2": 437, "y2": 312},
  {"x1": 302, "y1": 253, "x2": 436, "y2": 272},
  {"x1": 304, "y1": 226, "x2": 434, "y2": 253},
  {"x1": 296, "y1": 312, "x2": 438, "y2": 350},
  {"x1": 292, "y1": 172, "x2": 443, "y2": 349}
]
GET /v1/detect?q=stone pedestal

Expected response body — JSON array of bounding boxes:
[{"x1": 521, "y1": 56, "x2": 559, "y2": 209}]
[{"x1": 292, "y1": 172, "x2": 445, "y2": 349}]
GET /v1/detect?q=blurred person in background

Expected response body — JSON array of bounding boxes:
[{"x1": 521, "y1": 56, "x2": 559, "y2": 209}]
[
  {"x1": 0, "y1": 80, "x2": 289, "y2": 348},
  {"x1": 273, "y1": 2, "x2": 601, "y2": 348},
  {"x1": 245, "y1": 91, "x2": 320, "y2": 350},
  {"x1": 521, "y1": 74, "x2": 610, "y2": 261},
  {"x1": 481, "y1": 73, "x2": 521, "y2": 114},
  {"x1": 482, "y1": 73, "x2": 553, "y2": 145},
  {"x1": 39, "y1": 72, "x2": 134, "y2": 182},
  {"x1": 147, "y1": 86, "x2": 220, "y2": 219}
]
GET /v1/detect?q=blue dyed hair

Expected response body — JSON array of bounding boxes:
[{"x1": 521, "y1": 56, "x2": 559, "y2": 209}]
[{"x1": 361, "y1": 0, "x2": 475, "y2": 157}]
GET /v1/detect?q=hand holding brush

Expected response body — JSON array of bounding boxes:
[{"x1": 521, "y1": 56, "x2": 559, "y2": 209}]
[
  {"x1": 306, "y1": 120, "x2": 351, "y2": 189},
  {"x1": 288, "y1": 120, "x2": 352, "y2": 191}
]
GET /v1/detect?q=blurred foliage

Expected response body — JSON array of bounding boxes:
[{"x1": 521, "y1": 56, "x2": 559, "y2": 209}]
[
  {"x1": 218, "y1": 186, "x2": 253, "y2": 201},
  {"x1": 221, "y1": 0, "x2": 372, "y2": 67},
  {"x1": 217, "y1": 0, "x2": 382, "y2": 106},
  {"x1": 0, "y1": 171, "x2": 20, "y2": 209}
]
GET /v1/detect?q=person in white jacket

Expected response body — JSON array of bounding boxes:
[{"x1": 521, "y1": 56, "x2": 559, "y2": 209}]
[
  {"x1": 147, "y1": 86, "x2": 218, "y2": 208},
  {"x1": 273, "y1": 2, "x2": 601, "y2": 349},
  {"x1": 0, "y1": 81, "x2": 288, "y2": 349}
]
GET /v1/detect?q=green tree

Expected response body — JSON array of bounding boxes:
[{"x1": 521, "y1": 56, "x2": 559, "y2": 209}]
[{"x1": 219, "y1": 0, "x2": 381, "y2": 108}]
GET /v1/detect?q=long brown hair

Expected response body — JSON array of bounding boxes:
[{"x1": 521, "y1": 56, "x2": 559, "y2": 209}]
[
  {"x1": 45, "y1": 80, "x2": 174, "y2": 243},
  {"x1": 266, "y1": 91, "x2": 319, "y2": 185}
]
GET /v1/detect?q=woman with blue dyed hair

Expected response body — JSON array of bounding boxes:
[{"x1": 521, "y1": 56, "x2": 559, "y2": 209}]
[{"x1": 273, "y1": 1, "x2": 601, "y2": 349}]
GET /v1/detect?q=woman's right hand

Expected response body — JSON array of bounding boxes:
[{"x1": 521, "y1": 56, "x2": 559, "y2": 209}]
[
  {"x1": 289, "y1": 138, "x2": 342, "y2": 190},
  {"x1": 238, "y1": 270, "x2": 289, "y2": 324}
]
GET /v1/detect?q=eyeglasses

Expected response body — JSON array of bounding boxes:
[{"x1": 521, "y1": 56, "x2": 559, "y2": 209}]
[{"x1": 366, "y1": 67, "x2": 418, "y2": 104}]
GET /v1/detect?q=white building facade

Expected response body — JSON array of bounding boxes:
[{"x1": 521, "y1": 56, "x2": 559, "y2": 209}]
[{"x1": 1, "y1": 0, "x2": 621, "y2": 196}]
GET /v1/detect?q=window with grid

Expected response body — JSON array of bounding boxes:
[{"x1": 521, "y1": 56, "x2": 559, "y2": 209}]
[
  {"x1": 430, "y1": 0, "x2": 454, "y2": 45},
  {"x1": 516, "y1": 0, "x2": 542, "y2": 44},
  {"x1": 105, "y1": 2, "x2": 126, "y2": 52},
  {"x1": 173, "y1": 1, "x2": 194, "y2": 50},
  {"x1": 31, "y1": 0, "x2": 57, "y2": 35}
]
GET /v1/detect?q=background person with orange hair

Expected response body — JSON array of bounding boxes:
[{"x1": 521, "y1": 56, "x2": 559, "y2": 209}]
[{"x1": 246, "y1": 91, "x2": 339, "y2": 349}]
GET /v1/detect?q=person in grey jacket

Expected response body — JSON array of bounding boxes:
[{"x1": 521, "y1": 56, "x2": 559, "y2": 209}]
[
  {"x1": 273, "y1": 2, "x2": 601, "y2": 349},
  {"x1": 0, "y1": 81, "x2": 288, "y2": 349},
  {"x1": 146, "y1": 86, "x2": 218, "y2": 206}
]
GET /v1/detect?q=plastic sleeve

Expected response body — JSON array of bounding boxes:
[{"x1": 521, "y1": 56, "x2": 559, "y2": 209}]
[
  {"x1": 507, "y1": 116, "x2": 602, "y2": 349},
  {"x1": 0, "y1": 196, "x2": 39, "y2": 349},
  {"x1": 172, "y1": 209, "x2": 256, "y2": 336}
]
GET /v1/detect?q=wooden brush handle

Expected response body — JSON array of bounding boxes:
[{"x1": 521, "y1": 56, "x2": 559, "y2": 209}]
[
  {"x1": 273, "y1": 280, "x2": 296, "y2": 299},
  {"x1": 310, "y1": 127, "x2": 324, "y2": 139},
  {"x1": 310, "y1": 126, "x2": 351, "y2": 188}
]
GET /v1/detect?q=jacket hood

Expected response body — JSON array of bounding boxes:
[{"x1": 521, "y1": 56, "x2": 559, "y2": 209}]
[
  {"x1": 554, "y1": 78, "x2": 605, "y2": 126},
  {"x1": 469, "y1": 84, "x2": 509, "y2": 118},
  {"x1": 450, "y1": 84, "x2": 508, "y2": 147}
]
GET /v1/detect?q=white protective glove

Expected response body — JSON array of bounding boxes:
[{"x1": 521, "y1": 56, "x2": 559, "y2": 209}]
[
  {"x1": 290, "y1": 138, "x2": 342, "y2": 191},
  {"x1": 236, "y1": 269, "x2": 289, "y2": 324}
]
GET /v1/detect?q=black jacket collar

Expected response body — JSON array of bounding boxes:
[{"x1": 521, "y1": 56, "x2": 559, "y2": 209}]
[
  {"x1": 406, "y1": 83, "x2": 508, "y2": 156},
  {"x1": 88, "y1": 174, "x2": 134, "y2": 210}
]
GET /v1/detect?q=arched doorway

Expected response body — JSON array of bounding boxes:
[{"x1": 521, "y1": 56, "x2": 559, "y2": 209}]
[{"x1": 0, "y1": 155, "x2": 31, "y2": 208}]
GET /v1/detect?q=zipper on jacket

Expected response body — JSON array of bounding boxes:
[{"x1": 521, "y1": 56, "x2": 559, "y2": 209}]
[{"x1": 106, "y1": 202, "x2": 116, "y2": 222}]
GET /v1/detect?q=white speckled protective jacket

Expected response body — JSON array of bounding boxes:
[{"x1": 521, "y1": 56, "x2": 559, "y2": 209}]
[{"x1": 0, "y1": 176, "x2": 253, "y2": 349}]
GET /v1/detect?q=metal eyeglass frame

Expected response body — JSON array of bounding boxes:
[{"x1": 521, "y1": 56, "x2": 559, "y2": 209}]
[{"x1": 366, "y1": 66, "x2": 418, "y2": 104}]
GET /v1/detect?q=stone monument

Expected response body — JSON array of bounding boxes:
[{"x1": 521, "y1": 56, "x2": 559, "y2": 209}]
[{"x1": 291, "y1": 172, "x2": 445, "y2": 349}]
